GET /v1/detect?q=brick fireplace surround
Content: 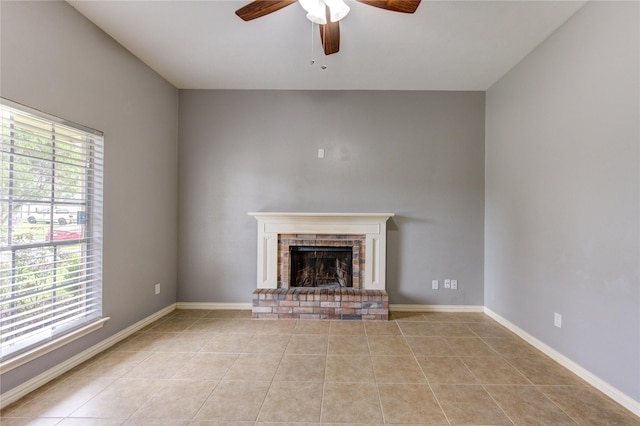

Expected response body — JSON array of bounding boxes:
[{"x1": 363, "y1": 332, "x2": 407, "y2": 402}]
[{"x1": 248, "y1": 213, "x2": 394, "y2": 321}]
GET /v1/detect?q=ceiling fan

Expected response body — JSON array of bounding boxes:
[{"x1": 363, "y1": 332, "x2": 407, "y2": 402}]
[{"x1": 235, "y1": 0, "x2": 421, "y2": 55}]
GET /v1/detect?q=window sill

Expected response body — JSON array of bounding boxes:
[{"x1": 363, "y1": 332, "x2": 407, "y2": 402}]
[{"x1": 0, "y1": 317, "x2": 110, "y2": 374}]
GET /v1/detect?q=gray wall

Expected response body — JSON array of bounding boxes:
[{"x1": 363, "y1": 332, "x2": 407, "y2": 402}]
[
  {"x1": 485, "y1": 1, "x2": 639, "y2": 402},
  {"x1": 0, "y1": 1, "x2": 179, "y2": 393},
  {"x1": 178, "y1": 90, "x2": 485, "y2": 305}
]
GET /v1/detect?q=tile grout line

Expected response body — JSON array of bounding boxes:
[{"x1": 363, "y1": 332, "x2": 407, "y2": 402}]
[
  {"x1": 319, "y1": 326, "x2": 330, "y2": 424},
  {"x1": 474, "y1": 328, "x2": 574, "y2": 426},
  {"x1": 249, "y1": 310, "x2": 283, "y2": 425},
  {"x1": 495, "y1": 344, "x2": 588, "y2": 424},
  {"x1": 467, "y1": 323, "x2": 522, "y2": 426},
  {"x1": 252, "y1": 323, "x2": 291, "y2": 424},
  {"x1": 136, "y1": 314, "x2": 221, "y2": 423},
  {"x1": 533, "y1": 384, "x2": 582, "y2": 425},
  {"x1": 411, "y1": 318, "x2": 454, "y2": 426},
  {"x1": 372, "y1": 320, "x2": 388, "y2": 425},
  {"x1": 189, "y1": 328, "x2": 245, "y2": 424},
  {"x1": 464, "y1": 319, "x2": 519, "y2": 426}
]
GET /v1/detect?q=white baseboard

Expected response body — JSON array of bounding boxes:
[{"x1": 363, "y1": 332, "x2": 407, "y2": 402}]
[
  {"x1": 389, "y1": 304, "x2": 484, "y2": 313},
  {"x1": 0, "y1": 304, "x2": 176, "y2": 409},
  {"x1": 484, "y1": 307, "x2": 640, "y2": 417},
  {"x1": 176, "y1": 302, "x2": 252, "y2": 310}
]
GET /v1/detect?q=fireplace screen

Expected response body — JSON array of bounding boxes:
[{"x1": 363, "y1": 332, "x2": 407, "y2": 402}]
[{"x1": 289, "y1": 246, "x2": 352, "y2": 288}]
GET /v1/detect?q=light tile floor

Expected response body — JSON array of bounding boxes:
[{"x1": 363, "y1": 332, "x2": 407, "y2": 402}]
[{"x1": 2, "y1": 310, "x2": 638, "y2": 425}]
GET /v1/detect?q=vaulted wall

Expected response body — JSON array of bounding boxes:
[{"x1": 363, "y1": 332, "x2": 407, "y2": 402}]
[
  {"x1": 485, "y1": 0, "x2": 639, "y2": 403},
  {"x1": 0, "y1": 1, "x2": 179, "y2": 393}
]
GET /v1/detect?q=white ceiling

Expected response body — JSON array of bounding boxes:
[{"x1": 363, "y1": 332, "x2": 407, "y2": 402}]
[{"x1": 67, "y1": 0, "x2": 586, "y2": 91}]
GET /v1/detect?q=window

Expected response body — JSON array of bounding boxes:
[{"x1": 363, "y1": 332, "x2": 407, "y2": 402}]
[{"x1": 0, "y1": 99, "x2": 104, "y2": 367}]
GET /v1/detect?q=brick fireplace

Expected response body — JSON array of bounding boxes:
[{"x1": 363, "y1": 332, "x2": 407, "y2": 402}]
[{"x1": 248, "y1": 213, "x2": 393, "y2": 320}]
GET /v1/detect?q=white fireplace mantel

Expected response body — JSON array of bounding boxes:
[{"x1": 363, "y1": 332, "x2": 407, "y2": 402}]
[{"x1": 248, "y1": 212, "x2": 394, "y2": 291}]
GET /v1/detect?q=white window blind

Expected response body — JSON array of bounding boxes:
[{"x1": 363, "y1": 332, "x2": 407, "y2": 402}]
[{"x1": 0, "y1": 99, "x2": 104, "y2": 361}]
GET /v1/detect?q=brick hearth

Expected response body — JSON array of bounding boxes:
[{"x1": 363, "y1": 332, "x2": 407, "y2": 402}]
[{"x1": 252, "y1": 288, "x2": 389, "y2": 320}]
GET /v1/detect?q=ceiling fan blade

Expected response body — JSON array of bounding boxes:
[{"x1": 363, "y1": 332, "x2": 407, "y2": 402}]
[
  {"x1": 235, "y1": 0, "x2": 297, "y2": 21},
  {"x1": 356, "y1": 0, "x2": 421, "y2": 14},
  {"x1": 319, "y1": 9, "x2": 340, "y2": 55}
]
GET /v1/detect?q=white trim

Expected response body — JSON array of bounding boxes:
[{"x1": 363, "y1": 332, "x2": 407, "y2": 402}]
[
  {"x1": 389, "y1": 304, "x2": 485, "y2": 313},
  {"x1": 0, "y1": 304, "x2": 176, "y2": 409},
  {"x1": 176, "y1": 302, "x2": 252, "y2": 310},
  {"x1": 0, "y1": 317, "x2": 110, "y2": 374},
  {"x1": 484, "y1": 307, "x2": 640, "y2": 417}
]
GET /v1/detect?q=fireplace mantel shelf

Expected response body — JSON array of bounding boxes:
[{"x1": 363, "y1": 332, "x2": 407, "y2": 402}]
[
  {"x1": 248, "y1": 212, "x2": 394, "y2": 291},
  {"x1": 248, "y1": 212, "x2": 394, "y2": 221}
]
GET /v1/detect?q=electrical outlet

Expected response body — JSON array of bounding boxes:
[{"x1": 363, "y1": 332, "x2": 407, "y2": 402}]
[
  {"x1": 554, "y1": 312, "x2": 562, "y2": 328},
  {"x1": 444, "y1": 279, "x2": 451, "y2": 289},
  {"x1": 431, "y1": 280, "x2": 439, "y2": 290},
  {"x1": 155, "y1": 283, "x2": 161, "y2": 295},
  {"x1": 451, "y1": 280, "x2": 458, "y2": 290}
]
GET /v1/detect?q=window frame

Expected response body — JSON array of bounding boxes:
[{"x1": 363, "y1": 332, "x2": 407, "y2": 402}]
[{"x1": 0, "y1": 98, "x2": 108, "y2": 373}]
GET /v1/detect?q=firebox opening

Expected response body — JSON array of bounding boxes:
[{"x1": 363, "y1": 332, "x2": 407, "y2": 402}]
[{"x1": 289, "y1": 246, "x2": 353, "y2": 288}]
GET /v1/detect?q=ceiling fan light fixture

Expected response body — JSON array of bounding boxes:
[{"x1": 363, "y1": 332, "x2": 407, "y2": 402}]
[
  {"x1": 299, "y1": 0, "x2": 327, "y2": 25},
  {"x1": 236, "y1": 0, "x2": 422, "y2": 57},
  {"x1": 323, "y1": 0, "x2": 350, "y2": 22}
]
